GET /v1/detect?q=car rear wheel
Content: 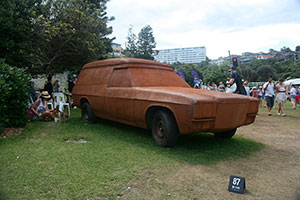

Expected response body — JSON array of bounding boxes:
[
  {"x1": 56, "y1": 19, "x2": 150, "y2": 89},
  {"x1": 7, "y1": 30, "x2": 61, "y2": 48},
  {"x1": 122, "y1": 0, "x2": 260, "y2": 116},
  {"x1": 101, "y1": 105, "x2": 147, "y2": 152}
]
[
  {"x1": 81, "y1": 103, "x2": 96, "y2": 122},
  {"x1": 151, "y1": 110, "x2": 179, "y2": 147},
  {"x1": 214, "y1": 128, "x2": 237, "y2": 139}
]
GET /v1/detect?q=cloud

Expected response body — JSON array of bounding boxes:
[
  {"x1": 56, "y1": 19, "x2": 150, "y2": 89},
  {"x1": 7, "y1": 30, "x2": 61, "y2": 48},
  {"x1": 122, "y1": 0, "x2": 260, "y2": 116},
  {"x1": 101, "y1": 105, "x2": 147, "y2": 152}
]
[
  {"x1": 107, "y1": 0, "x2": 300, "y2": 59},
  {"x1": 156, "y1": 23, "x2": 300, "y2": 58}
]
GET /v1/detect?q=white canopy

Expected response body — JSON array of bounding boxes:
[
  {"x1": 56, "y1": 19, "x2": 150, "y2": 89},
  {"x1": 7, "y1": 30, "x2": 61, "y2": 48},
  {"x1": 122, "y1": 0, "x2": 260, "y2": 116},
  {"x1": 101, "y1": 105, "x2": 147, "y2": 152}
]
[{"x1": 283, "y1": 78, "x2": 300, "y2": 86}]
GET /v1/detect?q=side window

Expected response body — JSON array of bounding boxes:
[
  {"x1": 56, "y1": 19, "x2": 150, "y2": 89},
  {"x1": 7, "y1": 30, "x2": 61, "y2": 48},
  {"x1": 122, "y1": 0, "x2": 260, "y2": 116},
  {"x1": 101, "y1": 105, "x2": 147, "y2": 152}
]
[{"x1": 109, "y1": 68, "x2": 131, "y2": 87}]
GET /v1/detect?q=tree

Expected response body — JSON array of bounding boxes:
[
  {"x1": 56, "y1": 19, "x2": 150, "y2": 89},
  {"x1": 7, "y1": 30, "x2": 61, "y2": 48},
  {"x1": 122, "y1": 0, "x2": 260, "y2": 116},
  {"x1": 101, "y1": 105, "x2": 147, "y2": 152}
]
[
  {"x1": 136, "y1": 25, "x2": 156, "y2": 60},
  {"x1": 240, "y1": 67, "x2": 258, "y2": 82},
  {"x1": 124, "y1": 25, "x2": 157, "y2": 60},
  {"x1": 124, "y1": 25, "x2": 137, "y2": 57},
  {"x1": 256, "y1": 65, "x2": 276, "y2": 81},
  {"x1": 27, "y1": 0, "x2": 114, "y2": 75},
  {"x1": 0, "y1": 0, "x2": 42, "y2": 67}
]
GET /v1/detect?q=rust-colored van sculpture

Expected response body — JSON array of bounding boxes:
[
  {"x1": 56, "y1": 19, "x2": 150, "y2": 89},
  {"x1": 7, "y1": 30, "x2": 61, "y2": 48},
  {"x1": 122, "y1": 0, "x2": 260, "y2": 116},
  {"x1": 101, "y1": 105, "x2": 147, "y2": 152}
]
[{"x1": 73, "y1": 58, "x2": 259, "y2": 147}]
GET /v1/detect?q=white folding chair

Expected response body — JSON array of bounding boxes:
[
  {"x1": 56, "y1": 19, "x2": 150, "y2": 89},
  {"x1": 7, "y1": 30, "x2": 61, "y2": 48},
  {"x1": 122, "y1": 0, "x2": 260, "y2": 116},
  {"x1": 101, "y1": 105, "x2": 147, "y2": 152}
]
[{"x1": 53, "y1": 92, "x2": 70, "y2": 115}]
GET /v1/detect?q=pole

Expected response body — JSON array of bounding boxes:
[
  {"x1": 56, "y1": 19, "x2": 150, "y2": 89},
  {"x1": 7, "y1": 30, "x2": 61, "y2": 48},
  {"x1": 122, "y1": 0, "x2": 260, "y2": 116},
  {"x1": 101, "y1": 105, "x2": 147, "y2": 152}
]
[{"x1": 228, "y1": 50, "x2": 232, "y2": 68}]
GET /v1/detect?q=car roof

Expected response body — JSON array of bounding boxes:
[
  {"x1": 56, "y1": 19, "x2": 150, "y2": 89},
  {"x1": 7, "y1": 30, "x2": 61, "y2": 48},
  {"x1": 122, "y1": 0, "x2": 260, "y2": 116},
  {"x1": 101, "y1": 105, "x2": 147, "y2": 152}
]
[{"x1": 82, "y1": 58, "x2": 172, "y2": 70}]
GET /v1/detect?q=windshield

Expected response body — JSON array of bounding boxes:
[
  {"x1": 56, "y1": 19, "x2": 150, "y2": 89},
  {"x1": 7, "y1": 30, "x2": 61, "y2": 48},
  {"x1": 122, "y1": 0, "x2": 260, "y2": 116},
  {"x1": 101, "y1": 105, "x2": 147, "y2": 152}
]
[{"x1": 130, "y1": 68, "x2": 190, "y2": 88}]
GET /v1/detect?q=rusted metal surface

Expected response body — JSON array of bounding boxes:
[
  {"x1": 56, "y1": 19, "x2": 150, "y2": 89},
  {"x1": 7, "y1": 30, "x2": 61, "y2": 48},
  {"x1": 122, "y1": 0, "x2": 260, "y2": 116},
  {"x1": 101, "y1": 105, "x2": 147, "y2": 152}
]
[{"x1": 73, "y1": 58, "x2": 259, "y2": 135}]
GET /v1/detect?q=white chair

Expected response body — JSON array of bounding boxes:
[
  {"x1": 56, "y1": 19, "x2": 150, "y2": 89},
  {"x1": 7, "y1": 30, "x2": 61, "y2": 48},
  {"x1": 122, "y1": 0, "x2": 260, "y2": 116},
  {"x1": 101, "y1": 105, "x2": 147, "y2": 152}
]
[{"x1": 53, "y1": 92, "x2": 70, "y2": 115}]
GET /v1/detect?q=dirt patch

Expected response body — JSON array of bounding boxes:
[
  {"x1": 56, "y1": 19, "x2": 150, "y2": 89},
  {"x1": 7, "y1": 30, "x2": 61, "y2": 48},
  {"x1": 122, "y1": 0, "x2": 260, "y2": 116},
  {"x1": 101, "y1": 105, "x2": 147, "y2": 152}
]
[
  {"x1": 121, "y1": 109, "x2": 300, "y2": 200},
  {"x1": 1, "y1": 128, "x2": 24, "y2": 138}
]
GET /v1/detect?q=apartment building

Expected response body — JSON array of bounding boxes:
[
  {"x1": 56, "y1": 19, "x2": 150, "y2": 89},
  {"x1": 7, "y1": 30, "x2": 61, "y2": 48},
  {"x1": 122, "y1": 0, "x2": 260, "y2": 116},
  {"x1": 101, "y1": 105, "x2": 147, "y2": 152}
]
[{"x1": 155, "y1": 46, "x2": 206, "y2": 64}]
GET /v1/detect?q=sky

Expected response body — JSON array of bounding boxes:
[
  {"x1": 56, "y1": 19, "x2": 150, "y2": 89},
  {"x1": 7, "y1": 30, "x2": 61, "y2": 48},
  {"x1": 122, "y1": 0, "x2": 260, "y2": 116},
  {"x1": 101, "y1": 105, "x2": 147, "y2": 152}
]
[{"x1": 106, "y1": 0, "x2": 300, "y2": 59}]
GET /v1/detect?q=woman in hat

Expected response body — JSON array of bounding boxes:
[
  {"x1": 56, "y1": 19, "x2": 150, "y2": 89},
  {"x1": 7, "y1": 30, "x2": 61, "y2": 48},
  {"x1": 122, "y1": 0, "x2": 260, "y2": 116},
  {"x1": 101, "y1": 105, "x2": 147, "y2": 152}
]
[{"x1": 30, "y1": 91, "x2": 53, "y2": 121}]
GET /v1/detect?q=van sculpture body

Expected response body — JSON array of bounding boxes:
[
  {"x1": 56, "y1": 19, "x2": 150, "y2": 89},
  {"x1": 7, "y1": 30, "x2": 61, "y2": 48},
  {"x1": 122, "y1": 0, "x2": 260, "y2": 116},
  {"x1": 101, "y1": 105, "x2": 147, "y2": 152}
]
[{"x1": 72, "y1": 58, "x2": 259, "y2": 147}]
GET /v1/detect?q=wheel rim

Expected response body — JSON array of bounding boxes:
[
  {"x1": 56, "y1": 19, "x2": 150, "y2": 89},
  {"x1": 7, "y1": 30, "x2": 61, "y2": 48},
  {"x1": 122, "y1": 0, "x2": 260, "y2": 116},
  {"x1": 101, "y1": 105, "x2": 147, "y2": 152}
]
[{"x1": 155, "y1": 119, "x2": 166, "y2": 141}]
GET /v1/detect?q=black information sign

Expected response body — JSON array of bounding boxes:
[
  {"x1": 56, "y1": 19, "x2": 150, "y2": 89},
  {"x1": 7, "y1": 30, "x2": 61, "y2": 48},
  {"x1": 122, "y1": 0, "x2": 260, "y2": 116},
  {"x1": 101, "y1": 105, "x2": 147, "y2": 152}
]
[{"x1": 228, "y1": 175, "x2": 246, "y2": 194}]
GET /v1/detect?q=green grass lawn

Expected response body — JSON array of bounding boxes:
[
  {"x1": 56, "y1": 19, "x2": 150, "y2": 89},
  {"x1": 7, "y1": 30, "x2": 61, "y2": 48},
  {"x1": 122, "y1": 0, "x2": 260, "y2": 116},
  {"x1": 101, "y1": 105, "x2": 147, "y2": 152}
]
[{"x1": 0, "y1": 109, "x2": 265, "y2": 200}]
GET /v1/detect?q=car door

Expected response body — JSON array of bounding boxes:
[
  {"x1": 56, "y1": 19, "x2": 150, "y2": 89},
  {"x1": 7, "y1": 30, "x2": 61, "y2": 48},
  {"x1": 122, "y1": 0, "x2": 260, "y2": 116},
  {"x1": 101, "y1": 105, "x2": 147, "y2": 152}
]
[{"x1": 105, "y1": 68, "x2": 135, "y2": 122}]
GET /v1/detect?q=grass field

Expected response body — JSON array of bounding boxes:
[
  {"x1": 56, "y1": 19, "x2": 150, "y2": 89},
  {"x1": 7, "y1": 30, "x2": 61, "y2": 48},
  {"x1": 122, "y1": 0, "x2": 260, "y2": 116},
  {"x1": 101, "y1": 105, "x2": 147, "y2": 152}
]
[{"x1": 0, "y1": 107, "x2": 267, "y2": 199}]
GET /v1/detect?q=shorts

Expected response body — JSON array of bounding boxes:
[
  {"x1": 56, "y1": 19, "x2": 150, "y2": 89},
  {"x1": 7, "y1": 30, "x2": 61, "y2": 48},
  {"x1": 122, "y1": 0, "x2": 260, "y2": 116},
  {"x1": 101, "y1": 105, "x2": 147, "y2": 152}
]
[{"x1": 265, "y1": 96, "x2": 274, "y2": 108}]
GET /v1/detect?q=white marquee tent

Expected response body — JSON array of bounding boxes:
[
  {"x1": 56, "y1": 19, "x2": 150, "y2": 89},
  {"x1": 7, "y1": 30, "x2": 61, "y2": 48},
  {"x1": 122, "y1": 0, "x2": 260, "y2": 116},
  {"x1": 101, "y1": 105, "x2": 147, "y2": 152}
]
[{"x1": 283, "y1": 78, "x2": 300, "y2": 86}]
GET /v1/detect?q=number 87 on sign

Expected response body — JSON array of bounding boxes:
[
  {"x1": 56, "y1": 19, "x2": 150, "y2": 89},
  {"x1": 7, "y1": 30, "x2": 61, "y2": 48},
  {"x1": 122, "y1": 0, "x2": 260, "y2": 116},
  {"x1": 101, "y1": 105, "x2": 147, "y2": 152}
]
[{"x1": 228, "y1": 175, "x2": 246, "y2": 194}]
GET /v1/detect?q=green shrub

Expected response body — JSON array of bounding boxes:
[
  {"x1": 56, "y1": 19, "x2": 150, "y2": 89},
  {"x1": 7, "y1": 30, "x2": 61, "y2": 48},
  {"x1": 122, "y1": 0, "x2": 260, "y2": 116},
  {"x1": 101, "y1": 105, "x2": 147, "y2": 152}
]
[{"x1": 0, "y1": 60, "x2": 30, "y2": 127}]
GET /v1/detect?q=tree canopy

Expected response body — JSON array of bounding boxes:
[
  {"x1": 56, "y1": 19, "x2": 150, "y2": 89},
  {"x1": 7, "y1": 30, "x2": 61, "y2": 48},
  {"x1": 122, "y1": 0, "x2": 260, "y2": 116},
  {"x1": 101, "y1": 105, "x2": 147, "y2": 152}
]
[
  {"x1": 171, "y1": 61, "x2": 230, "y2": 87},
  {"x1": 0, "y1": 0, "x2": 114, "y2": 75},
  {"x1": 0, "y1": 0, "x2": 41, "y2": 68},
  {"x1": 239, "y1": 59, "x2": 300, "y2": 82}
]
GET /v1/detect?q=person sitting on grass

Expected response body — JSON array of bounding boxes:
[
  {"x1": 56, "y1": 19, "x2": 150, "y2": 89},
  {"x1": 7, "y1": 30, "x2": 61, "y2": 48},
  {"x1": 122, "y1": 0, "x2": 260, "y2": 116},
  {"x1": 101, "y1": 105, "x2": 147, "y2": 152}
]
[{"x1": 29, "y1": 91, "x2": 53, "y2": 121}]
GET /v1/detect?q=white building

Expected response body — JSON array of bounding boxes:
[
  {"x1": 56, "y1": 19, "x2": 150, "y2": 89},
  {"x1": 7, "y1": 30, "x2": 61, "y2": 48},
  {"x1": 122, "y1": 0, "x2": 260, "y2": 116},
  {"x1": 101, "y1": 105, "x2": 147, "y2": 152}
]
[
  {"x1": 111, "y1": 43, "x2": 123, "y2": 57},
  {"x1": 155, "y1": 46, "x2": 206, "y2": 64}
]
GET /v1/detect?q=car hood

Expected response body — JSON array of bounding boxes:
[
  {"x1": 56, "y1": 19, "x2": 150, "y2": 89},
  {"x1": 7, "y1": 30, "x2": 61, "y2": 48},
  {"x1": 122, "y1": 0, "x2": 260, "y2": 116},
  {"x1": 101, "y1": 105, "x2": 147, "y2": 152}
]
[{"x1": 134, "y1": 87, "x2": 253, "y2": 104}]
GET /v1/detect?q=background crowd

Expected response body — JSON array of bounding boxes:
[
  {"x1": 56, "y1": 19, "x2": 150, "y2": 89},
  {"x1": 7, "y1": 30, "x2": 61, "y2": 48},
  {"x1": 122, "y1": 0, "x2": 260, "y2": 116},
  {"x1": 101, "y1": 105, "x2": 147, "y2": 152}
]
[
  {"x1": 194, "y1": 75, "x2": 300, "y2": 116},
  {"x1": 28, "y1": 70, "x2": 300, "y2": 121}
]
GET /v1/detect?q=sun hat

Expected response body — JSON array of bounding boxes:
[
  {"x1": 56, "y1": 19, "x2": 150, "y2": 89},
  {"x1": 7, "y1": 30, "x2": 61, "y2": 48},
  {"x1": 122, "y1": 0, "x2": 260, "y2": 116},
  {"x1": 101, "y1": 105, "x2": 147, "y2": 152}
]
[{"x1": 40, "y1": 91, "x2": 51, "y2": 99}]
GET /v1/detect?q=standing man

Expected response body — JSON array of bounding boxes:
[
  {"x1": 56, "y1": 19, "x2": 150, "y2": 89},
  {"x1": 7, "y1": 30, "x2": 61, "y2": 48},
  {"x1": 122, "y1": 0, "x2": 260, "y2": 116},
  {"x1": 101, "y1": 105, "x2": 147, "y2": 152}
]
[
  {"x1": 44, "y1": 75, "x2": 53, "y2": 97},
  {"x1": 263, "y1": 76, "x2": 276, "y2": 116},
  {"x1": 229, "y1": 66, "x2": 246, "y2": 95},
  {"x1": 66, "y1": 74, "x2": 77, "y2": 108},
  {"x1": 228, "y1": 57, "x2": 246, "y2": 95}
]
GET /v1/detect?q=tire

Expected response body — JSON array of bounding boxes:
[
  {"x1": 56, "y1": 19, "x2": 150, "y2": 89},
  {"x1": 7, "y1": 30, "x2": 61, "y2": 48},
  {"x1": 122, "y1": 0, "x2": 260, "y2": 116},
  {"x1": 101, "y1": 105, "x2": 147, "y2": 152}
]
[
  {"x1": 151, "y1": 110, "x2": 179, "y2": 147},
  {"x1": 81, "y1": 103, "x2": 96, "y2": 123},
  {"x1": 214, "y1": 128, "x2": 237, "y2": 139}
]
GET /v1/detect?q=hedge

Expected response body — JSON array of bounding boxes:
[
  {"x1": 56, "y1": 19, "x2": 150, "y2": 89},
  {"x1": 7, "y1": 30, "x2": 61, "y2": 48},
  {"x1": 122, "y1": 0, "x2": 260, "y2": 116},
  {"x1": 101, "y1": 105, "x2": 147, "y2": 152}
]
[{"x1": 0, "y1": 60, "x2": 30, "y2": 128}]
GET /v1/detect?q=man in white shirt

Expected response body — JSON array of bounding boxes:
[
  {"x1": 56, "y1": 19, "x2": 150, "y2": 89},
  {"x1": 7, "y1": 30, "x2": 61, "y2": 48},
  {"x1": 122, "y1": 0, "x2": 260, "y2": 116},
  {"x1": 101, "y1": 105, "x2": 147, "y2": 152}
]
[{"x1": 263, "y1": 76, "x2": 276, "y2": 116}]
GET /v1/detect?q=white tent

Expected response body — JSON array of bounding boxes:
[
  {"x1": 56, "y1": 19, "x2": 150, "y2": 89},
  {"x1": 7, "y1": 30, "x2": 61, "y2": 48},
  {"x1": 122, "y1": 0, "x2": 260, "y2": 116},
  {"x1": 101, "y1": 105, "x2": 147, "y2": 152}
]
[{"x1": 283, "y1": 78, "x2": 300, "y2": 86}]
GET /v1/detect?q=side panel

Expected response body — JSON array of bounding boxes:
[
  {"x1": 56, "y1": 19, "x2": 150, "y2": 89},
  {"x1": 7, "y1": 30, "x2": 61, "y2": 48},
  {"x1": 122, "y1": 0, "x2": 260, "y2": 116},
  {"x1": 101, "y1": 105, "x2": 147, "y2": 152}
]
[
  {"x1": 104, "y1": 68, "x2": 135, "y2": 122},
  {"x1": 73, "y1": 67, "x2": 113, "y2": 116},
  {"x1": 105, "y1": 88, "x2": 135, "y2": 122}
]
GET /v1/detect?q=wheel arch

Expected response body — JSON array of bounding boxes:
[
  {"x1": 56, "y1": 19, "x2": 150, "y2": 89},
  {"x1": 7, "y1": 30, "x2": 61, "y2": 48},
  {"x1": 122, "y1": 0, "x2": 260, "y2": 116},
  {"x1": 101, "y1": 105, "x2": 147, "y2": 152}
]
[
  {"x1": 145, "y1": 105, "x2": 178, "y2": 130},
  {"x1": 80, "y1": 97, "x2": 90, "y2": 107}
]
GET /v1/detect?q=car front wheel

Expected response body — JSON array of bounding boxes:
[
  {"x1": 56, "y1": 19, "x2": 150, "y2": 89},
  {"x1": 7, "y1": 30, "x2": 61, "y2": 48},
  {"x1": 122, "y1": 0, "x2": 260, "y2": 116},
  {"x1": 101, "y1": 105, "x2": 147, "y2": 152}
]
[
  {"x1": 214, "y1": 128, "x2": 237, "y2": 139},
  {"x1": 151, "y1": 110, "x2": 179, "y2": 147},
  {"x1": 81, "y1": 103, "x2": 96, "y2": 122}
]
